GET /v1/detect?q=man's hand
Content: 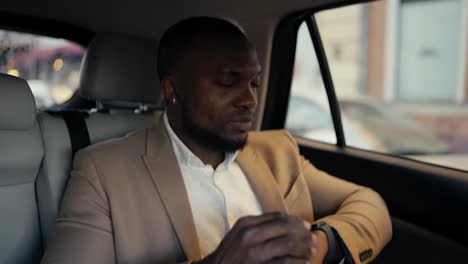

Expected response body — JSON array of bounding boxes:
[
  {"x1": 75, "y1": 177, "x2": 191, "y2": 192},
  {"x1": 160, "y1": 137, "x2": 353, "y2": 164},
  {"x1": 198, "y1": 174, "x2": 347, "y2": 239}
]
[
  {"x1": 196, "y1": 212, "x2": 325, "y2": 264},
  {"x1": 309, "y1": 230, "x2": 328, "y2": 264}
]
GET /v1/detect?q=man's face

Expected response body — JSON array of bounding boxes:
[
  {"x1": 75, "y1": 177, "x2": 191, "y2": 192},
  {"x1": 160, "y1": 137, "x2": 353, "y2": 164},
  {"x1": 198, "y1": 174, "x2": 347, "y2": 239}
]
[{"x1": 175, "y1": 35, "x2": 261, "y2": 152}]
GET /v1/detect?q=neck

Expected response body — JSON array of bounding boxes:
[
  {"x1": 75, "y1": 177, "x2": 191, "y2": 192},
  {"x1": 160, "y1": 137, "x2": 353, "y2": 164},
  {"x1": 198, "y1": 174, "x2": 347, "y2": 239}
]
[{"x1": 167, "y1": 111, "x2": 224, "y2": 168}]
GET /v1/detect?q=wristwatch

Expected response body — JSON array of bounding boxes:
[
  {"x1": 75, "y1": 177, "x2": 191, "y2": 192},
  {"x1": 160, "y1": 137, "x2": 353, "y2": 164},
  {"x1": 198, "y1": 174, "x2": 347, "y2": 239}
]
[{"x1": 310, "y1": 221, "x2": 339, "y2": 263}]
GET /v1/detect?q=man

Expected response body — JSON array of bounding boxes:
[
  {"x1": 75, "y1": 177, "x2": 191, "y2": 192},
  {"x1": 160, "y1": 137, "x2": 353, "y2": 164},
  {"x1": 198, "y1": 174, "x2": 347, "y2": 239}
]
[{"x1": 42, "y1": 17, "x2": 392, "y2": 264}]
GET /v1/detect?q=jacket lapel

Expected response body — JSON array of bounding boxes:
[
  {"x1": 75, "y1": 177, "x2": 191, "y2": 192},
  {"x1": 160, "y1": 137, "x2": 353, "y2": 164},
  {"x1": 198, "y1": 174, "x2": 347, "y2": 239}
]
[
  {"x1": 142, "y1": 115, "x2": 201, "y2": 261},
  {"x1": 141, "y1": 115, "x2": 287, "y2": 259},
  {"x1": 236, "y1": 145, "x2": 287, "y2": 214}
]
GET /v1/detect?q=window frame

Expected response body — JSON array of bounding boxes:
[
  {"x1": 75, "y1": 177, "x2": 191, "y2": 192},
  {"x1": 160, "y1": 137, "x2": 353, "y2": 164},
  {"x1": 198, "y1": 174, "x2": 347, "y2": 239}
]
[
  {"x1": 0, "y1": 11, "x2": 93, "y2": 46},
  {"x1": 304, "y1": 16, "x2": 346, "y2": 147},
  {"x1": 262, "y1": 0, "x2": 372, "y2": 146}
]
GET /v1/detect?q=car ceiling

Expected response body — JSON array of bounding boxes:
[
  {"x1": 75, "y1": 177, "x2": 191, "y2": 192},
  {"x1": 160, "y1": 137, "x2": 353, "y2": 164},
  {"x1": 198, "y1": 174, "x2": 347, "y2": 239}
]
[{"x1": 0, "y1": 0, "x2": 352, "y2": 40}]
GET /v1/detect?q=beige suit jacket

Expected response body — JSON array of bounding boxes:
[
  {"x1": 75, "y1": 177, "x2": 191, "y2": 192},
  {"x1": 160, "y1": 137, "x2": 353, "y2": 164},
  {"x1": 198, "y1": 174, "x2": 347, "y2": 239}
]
[{"x1": 42, "y1": 115, "x2": 392, "y2": 264}]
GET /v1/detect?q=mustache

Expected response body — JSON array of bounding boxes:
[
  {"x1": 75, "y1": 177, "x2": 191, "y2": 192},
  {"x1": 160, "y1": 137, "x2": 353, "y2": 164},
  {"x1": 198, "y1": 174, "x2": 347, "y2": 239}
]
[{"x1": 225, "y1": 110, "x2": 254, "y2": 122}]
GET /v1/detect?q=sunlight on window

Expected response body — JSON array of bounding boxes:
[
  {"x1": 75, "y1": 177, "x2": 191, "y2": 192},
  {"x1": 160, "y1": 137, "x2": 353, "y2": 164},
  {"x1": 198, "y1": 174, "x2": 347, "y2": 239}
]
[
  {"x1": 51, "y1": 84, "x2": 74, "y2": 104},
  {"x1": 53, "y1": 58, "x2": 64, "y2": 72},
  {"x1": 7, "y1": 69, "x2": 19, "y2": 77}
]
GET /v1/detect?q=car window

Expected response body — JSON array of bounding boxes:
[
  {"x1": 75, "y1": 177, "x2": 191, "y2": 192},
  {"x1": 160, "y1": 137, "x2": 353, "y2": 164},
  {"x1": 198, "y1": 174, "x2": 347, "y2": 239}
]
[
  {"x1": 0, "y1": 30, "x2": 85, "y2": 109},
  {"x1": 284, "y1": 23, "x2": 336, "y2": 145},
  {"x1": 286, "y1": 96, "x2": 334, "y2": 132},
  {"x1": 286, "y1": 1, "x2": 468, "y2": 171}
]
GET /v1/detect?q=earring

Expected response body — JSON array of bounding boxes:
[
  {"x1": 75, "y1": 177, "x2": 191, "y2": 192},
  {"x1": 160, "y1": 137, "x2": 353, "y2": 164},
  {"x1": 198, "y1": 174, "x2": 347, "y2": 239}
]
[{"x1": 172, "y1": 98, "x2": 176, "y2": 104}]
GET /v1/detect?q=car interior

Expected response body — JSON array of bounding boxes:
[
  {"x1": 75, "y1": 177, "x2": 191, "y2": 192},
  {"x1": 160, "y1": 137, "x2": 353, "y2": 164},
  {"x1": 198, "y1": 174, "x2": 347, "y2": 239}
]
[{"x1": 1, "y1": 0, "x2": 468, "y2": 263}]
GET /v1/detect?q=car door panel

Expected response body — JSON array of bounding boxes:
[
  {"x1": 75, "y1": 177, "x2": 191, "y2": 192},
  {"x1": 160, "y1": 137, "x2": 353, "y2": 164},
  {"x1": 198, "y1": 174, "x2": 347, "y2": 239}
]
[{"x1": 375, "y1": 217, "x2": 468, "y2": 263}]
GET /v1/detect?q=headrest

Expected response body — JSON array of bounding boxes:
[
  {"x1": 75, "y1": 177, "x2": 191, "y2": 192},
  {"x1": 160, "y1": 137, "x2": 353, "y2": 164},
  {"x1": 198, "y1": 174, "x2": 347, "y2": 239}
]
[
  {"x1": 79, "y1": 33, "x2": 160, "y2": 104},
  {"x1": 0, "y1": 73, "x2": 36, "y2": 130}
]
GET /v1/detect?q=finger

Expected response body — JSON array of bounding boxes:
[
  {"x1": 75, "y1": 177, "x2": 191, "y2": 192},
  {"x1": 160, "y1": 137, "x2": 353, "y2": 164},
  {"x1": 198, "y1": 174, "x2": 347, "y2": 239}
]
[
  {"x1": 234, "y1": 212, "x2": 287, "y2": 230},
  {"x1": 227, "y1": 212, "x2": 288, "y2": 245},
  {"x1": 251, "y1": 235, "x2": 313, "y2": 263},
  {"x1": 266, "y1": 257, "x2": 310, "y2": 264},
  {"x1": 241, "y1": 216, "x2": 310, "y2": 245},
  {"x1": 310, "y1": 232, "x2": 318, "y2": 246},
  {"x1": 309, "y1": 233, "x2": 321, "y2": 259},
  {"x1": 219, "y1": 212, "x2": 288, "y2": 253}
]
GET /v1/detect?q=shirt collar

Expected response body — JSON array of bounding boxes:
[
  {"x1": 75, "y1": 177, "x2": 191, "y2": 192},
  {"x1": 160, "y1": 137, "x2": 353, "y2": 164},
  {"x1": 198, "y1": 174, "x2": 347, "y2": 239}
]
[{"x1": 163, "y1": 112, "x2": 238, "y2": 169}]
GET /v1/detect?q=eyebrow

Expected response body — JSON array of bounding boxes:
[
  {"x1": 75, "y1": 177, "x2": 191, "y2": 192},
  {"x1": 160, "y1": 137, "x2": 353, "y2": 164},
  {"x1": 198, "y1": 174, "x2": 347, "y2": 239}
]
[{"x1": 220, "y1": 68, "x2": 262, "y2": 75}]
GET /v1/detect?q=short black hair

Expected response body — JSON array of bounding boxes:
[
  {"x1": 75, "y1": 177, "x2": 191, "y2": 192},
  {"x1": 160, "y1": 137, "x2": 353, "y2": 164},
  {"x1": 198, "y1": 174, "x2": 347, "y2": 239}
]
[{"x1": 157, "y1": 17, "x2": 247, "y2": 80}]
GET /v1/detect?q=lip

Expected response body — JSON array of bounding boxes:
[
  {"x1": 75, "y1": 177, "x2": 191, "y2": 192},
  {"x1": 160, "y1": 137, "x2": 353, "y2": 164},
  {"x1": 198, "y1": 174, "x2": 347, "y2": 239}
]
[{"x1": 228, "y1": 120, "x2": 252, "y2": 131}]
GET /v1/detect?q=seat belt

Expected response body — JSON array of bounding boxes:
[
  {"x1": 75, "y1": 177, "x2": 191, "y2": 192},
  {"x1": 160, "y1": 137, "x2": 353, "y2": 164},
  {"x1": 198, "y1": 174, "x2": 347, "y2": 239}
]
[{"x1": 48, "y1": 111, "x2": 91, "y2": 159}]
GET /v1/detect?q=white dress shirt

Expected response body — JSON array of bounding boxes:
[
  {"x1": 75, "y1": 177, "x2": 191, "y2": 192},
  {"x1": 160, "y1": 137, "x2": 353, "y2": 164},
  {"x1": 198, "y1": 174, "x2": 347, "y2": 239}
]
[{"x1": 163, "y1": 113, "x2": 263, "y2": 257}]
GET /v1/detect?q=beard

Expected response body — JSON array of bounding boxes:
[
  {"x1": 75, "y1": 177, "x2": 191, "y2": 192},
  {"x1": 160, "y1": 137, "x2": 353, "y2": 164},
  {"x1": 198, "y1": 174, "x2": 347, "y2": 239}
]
[{"x1": 180, "y1": 103, "x2": 248, "y2": 152}]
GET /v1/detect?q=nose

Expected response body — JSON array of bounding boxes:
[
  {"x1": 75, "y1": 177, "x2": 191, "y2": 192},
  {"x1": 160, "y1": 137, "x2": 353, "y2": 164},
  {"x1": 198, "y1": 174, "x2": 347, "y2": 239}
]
[{"x1": 235, "y1": 84, "x2": 257, "y2": 110}]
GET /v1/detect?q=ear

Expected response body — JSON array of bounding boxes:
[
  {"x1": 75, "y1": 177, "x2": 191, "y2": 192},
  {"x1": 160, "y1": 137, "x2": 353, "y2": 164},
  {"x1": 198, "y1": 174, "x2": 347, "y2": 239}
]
[{"x1": 161, "y1": 76, "x2": 177, "y2": 103}]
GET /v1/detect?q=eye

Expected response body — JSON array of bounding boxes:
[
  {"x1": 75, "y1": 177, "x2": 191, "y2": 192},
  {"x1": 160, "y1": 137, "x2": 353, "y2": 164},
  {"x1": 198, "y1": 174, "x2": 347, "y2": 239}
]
[
  {"x1": 217, "y1": 74, "x2": 235, "y2": 87},
  {"x1": 251, "y1": 77, "x2": 261, "y2": 88},
  {"x1": 219, "y1": 81, "x2": 235, "y2": 87}
]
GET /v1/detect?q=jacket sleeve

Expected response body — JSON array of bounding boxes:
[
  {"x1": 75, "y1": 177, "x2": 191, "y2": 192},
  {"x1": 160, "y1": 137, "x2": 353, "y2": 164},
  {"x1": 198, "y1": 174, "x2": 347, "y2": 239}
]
[
  {"x1": 41, "y1": 150, "x2": 116, "y2": 264},
  {"x1": 41, "y1": 150, "x2": 197, "y2": 264},
  {"x1": 282, "y1": 131, "x2": 392, "y2": 263}
]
